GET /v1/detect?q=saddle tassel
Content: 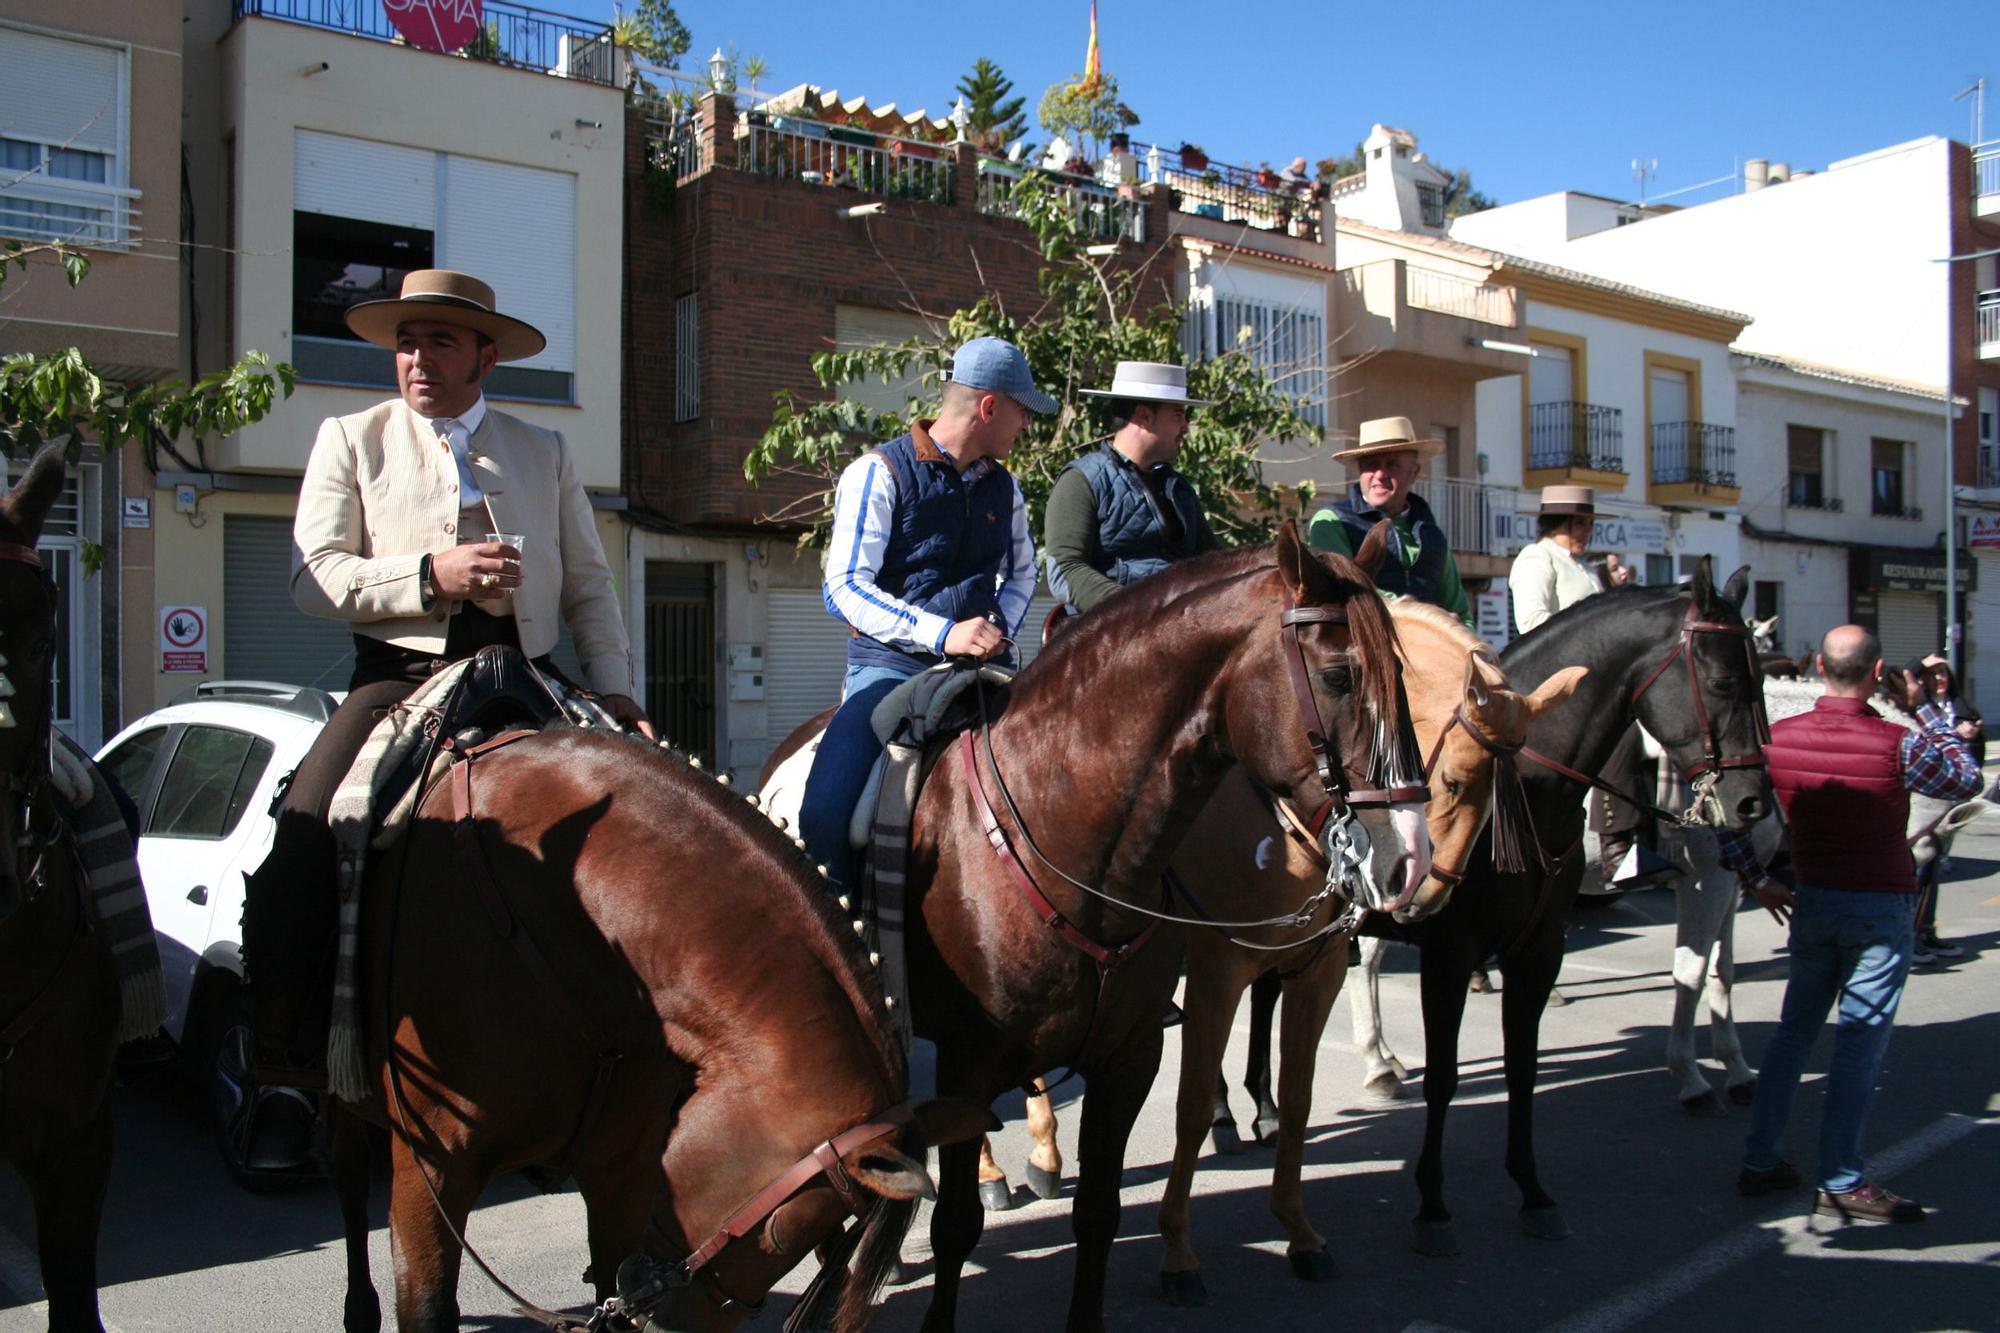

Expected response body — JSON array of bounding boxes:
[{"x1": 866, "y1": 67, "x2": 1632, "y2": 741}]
[{"x1": 1487, "y1": 753, "x2": 1544, "y2": 877}]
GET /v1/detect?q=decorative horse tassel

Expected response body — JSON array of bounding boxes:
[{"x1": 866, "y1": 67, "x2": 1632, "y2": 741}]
[{"x1": 1486, "y1": 752, "x2": 1543, "y2": 875}]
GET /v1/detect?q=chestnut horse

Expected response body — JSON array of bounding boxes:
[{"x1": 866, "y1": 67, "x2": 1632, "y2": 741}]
[
  {"x1": 331, "y1": 727, "x2": 992, "y2": 1332},
  {"x1": 1149, "y1": 601, "x2": 1586, "y2": 1304},
  {"x1": 762, "y1": 524, "x2": 1431, "y2": 1332},
  {"x1": 0, "y1": 447, "x2": 121, "y2": 1333}
]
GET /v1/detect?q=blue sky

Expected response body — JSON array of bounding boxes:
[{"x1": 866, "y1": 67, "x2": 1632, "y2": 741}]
[{"x1": 571, "y1": 0, "x2": 1993, "y2": 207}]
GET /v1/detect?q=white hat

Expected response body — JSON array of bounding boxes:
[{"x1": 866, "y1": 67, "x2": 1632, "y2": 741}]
[
  {"x1": 1331, "y1": 416, "x2": 1445, "y2": 465},
  {"x1": 1081, "y1": 361, "x2": 1213, "y2": 407}
]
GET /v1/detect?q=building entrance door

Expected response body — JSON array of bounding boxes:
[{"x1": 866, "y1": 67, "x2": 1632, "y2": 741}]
[{"x1": 645, "y1": 561, "x2": 715, "y2": 765}]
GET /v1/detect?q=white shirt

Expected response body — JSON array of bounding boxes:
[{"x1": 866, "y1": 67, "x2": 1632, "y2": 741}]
[
  {"x1": 415, "y1": 395, "x2": 490, "y2": 507},
  {"x1": 823, "y1": 445, "x2": 1036, "y2": 657},
  {"x1": 1509, "y1": 536, "x2": 1605, "y2": 635}
]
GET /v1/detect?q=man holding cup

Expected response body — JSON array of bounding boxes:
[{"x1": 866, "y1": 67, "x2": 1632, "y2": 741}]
[{"x1": 243, "y1": 270, "x2": 648, "y2": 1114}]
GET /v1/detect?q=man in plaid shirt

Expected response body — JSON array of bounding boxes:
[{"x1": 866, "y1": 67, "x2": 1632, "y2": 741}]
[{"x1": 1727, "y1": 626, "x2": 1981, "y2": 1224}]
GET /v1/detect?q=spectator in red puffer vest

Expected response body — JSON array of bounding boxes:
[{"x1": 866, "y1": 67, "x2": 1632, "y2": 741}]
[{"x1": 1733, "y1": 625, "x2": 1981, "y2": 1224}]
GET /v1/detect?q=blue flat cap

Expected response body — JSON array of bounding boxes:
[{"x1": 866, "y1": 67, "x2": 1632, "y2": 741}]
[{"x1": 947, "y1": 337, "x2": 1057, "y2": 414}]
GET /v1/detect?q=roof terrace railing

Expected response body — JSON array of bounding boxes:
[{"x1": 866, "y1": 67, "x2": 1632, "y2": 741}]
[{"x1": 232, "y1": 0, "x2": 621, "y2": 86}]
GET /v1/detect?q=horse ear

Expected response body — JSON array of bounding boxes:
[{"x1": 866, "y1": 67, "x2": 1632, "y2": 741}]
[
  {"x1": 909, "y1": 1096, "x2": 1002, "y2": 1148},
  {"x1": 0, "y1": 443, "x2": 68, "y2": 546},
  {"x1": 841, "y1": 1142, "x2": 936, "y2": 1203},
  {"x1": 1720, "y1": 564, "x2": 1751, "y2": 613},
  {"x1": 1354, "y1": 520, "x2": 1391, "y2": 581},
  {"x1": 1462, "y1": 652, "x2": 1498, "y2": 709},
  {"x1": 1275, "y1": 518, "x2": 1323, "y2": 602},
  {"x1": 1689, "y1": 556, "x2": 1716, "y2": 609},
  {"x1": 1525, "y1": 665, "x2": 1589, "y2": 718}
]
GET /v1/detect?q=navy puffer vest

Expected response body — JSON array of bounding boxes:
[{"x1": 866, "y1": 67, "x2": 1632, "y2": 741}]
[
  {"x1": 849, "y1": 427, "x2": 1016, "y2": 672},
  {"x1": 1765, "y1": 696, "x2": 1915, "y2": 894},
  {"x1": 1329, "y1": 486, "x2": 1449, "y2": 606},
  {"x1": 1046, "y1": 443, "x2": 1206, "y2": 606}
]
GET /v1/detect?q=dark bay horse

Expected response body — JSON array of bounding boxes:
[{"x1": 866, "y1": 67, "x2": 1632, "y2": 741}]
[
  {"x1": 1383, "y1": 560, "x2": 1771, "y2": 1256},
  {"x1": 333, "y1": 727, "x2": 994, "y2": 1331},
  {"x1": 763, "y1": 523, "x2": 1432, "y2": 1332},
  {"x1": 0, "y1": 446, "x2": 121, "y2": 1333}
]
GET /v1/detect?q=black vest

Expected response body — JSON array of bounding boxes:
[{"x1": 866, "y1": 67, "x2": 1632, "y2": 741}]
[{"x1": 1329, "y1": 486, "x2": 1449, "y2": 607}]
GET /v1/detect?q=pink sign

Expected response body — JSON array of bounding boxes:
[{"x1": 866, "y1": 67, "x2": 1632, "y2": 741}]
[{"x1": 383, "y1": 0, "x2": 485, "y2": 55}]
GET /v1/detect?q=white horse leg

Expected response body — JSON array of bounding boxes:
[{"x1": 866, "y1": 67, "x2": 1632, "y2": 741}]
[
  {"x1": 1707, "y1": 902, "x2": 1756, "y2": 1100},
  {"x1": 1668, "y1": 866, "x2": 1725, "y2": 1114},
  {"x1": 1348, "y1": 935, "x2": 1406, "y2": 1100}
]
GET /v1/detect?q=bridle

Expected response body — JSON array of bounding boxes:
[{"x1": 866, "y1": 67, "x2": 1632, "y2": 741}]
[{"x1": 1420, "y1": 702, "x2": 1540, "y2": 886}]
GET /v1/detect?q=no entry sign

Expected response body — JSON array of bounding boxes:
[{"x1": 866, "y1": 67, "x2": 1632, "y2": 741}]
[{"x1": 160, "y1": 605, "x2": 208, "y2": 674}]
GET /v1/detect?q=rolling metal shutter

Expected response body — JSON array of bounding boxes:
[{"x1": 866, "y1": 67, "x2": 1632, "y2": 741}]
[
  {"x1": 1873, "y1": 589, "x2": 1938, "y2": 669},
  {"x1": 222, "y1": 515, "x2": 355, "y2": 690},
  {"x1": 293, "y1": 129, "x2": 435, "y2": 229},
  {"x1": 1970, "y1": 553, "x2": 2000, "y2": 711},
  {"x1": 438, "y1": 155, "x2": 575, "y2": 373},
  {"x1": 0, "y1": 27, "x2": 122, "y2": 154},
  {"x1": 765, "y1": 585, "x2": 851, "y2": 751}
]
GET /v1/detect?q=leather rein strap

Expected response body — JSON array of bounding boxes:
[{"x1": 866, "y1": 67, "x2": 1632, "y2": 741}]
[
  {"x1": 1278, "y1": 604, "x2": 1429, "y2": 812},
  {"x1": 0, "y1": 541, "x2": 44, "y2": 570}
]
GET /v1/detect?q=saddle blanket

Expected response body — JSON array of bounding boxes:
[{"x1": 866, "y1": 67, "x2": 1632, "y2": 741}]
[{"x1": 50, "y1": 733, "x2": 168, "y2": 1043}]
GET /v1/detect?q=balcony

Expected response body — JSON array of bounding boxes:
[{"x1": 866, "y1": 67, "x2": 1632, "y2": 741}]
[
  {"x1": 0, "y1": 178, "x2": 142, "y2": 251},
  {"x1": 1979, "y1": 292, "x2": 2000, "y2": 360},
  {"x1": 1976, "y1": 142, "x2": 2000, "y2": 219},
  {"x1": 1425, "y1": 476, "x2": 1507, "y2": 558},
  {"x1": 975, "y1": 161, "x2": 1144, "y2": 243},
  {"x1": 231, "y1": 0, "x2": 620, "y2": 85},
  {"x1": 1979, "y1": 443, "x2": 2000, "y2": 490},
  {"x1": 737, "y1": 118, "x2": 956, "y2": 206},
  {"x1": 1525, "y1": 401, "x2": 1625, "y2": 488},
  {"x1": 1335, "y1": 260, "x2": 1523, "y2": 377},
  {"x1": 1134, "y1": 143, "x2": 1322, "y2": 243},
  {"x1": 1649, "y1": 421, "x2": 1739, "y2": 506}
]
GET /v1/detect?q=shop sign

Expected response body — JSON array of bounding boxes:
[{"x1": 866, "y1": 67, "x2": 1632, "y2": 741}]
[
  {"x1": 1852, "y1": 547, "x2": 1975, "y2": 593},
  {"x1": 1968, "y1": 514, "x2": 2000, "y2": 550},
  {"x1": 1492, "y1": 508, "x2": 1667, "y2": 555}
]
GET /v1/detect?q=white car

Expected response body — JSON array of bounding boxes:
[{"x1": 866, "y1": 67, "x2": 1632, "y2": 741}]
[{"x1": 97, "y1": 680, "x2": 336, "y2": 1182}]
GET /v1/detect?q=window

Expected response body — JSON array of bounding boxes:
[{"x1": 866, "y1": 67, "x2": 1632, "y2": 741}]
[
  {"x1": 1980, "y1": 387, "x2": 1997, "y2": 446},
  {"x1": 0, "y1": 27, "x2": 131, "y2": 247},
  {"x1": 290, "y1": 130, "x2": 576, "y2": 403},
  {"x1": 1753, "y1": 580, "x2": 1782, "y2": 623},
  {"x1": 1183, "y1": 292, "x2": 1328, "y2": 429},
  {"x1": 1871, "y1": 438, "x2": 1909, "y2": 517},
  {"x1": 101, "y1": 726, "x2": 168, "y2": 813},
  {"x1": 1416, "y1": 181, "x2": 1445, "y2": 228},
  {"x1": 1786, "y1": 425, "x2": 1826, "y2": 508},
  {"x1": 149, "y1": 727, "x2": 274, "y2": 841},
  {"x1": 676, "y1": 293, "x2": 702, "y2": 423}
]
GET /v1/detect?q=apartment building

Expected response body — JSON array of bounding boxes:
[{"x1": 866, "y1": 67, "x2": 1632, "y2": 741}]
[{"x1": 0, "y1": 1, "x2": 181, "y2": 747}]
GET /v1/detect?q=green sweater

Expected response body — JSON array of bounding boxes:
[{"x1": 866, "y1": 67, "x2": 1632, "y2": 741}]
[{"x1": 1306, "y1": 505, "x2": 1472, "y2": 626}]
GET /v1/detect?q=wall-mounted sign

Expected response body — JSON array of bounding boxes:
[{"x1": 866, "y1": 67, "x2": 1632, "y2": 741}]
[
  {"x1": 1969, "y1": 514, "x2": 2000, "y2": 551},
  {"x1": 1474, "y1": 590, "x2": 1511, "y2": 652},
  {"x1": 1492, "y1": 508, "x2": 1668, "y2": 556},
  {"x1": 1850, "y1": 547, "x2": 1975, "y2": 594},
  {"x1": 382, "y1": 0, "x2": 484, "y2": 55},
  {"x1": 160, "y1": 605, "x2": 207, "y2": 674}
]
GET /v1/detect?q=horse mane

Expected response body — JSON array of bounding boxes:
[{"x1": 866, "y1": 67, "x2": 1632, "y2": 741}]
[{"x1": 1388, "y1": 599, "x2": 1487, "y2": 656}]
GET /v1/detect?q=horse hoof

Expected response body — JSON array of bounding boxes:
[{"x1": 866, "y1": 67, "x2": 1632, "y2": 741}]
[
  {"x1": 1252, "y1": 1107, "x2": 1282, "y2": 1143},
  {"x1": 1680, "y1": 1091, "x2": 1728, "y2": 1119},
  {"x1": 1024, "y1": 1161, "x2": 1063, "y2": 1199},
  {"x1": 1727, "y1": 1079, "x2": 1757, "y2": 1107},
  {"x1": 1288, "y1": 1248, "x2": 1337, "y2": 1283},
  {"x1": 978, "y1": 1179, "x2": 1016, "y2": 1212},
  {"x1": 1362, "y1": 1072, "x2": 1407, "y2": 1103},
  {"x1": 1209, "y1": 1120, "x2": 1244, "y2": 1156},
  {"x1": 1469, "y1": 970, "x2": 1495, "y2": 994},
  {"x1": 1411, "y1": 1219, "x2": 1459, "y2": 1256},
  {"x1": 1159, "y1": 1269, "x2": 1208, "y2": 1307},
  {"x1": 1521, "y1": 1206, "x2": 1571, "y2": 1241},
  {"x1": 1388, "y1": 1056, "x2": 1411, "y2": 1081}
]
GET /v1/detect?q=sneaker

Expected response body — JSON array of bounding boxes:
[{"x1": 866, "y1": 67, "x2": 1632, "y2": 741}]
[
  {"x1": 1815, "y1": 1182, "x2": 1924, "y2": 1224},
  {"x1": 1911, "y1": 940, "x2": 1938, "y2": 966},
  {"x1": 1919, "y1": 931, "x2": 1964, "y2": 959},
  {"x1": 1737, "y1": 1160, "x2": 1802, "y2": 1198}
]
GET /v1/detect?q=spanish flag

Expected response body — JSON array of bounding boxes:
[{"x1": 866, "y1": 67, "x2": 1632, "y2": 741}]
[{"x1": 1082, "y1": 0, "x2": 1102, "y2": 90}]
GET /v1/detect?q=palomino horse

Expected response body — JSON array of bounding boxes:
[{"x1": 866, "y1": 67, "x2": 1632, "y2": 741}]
[
  {"x1": 1366, "y1": 561, "x2": 1772, "y2": 1255},
  {"x1": 330, "y1": 726, "x2": 993, "y2": 1332},
  {"x1": 1149, "y1": 601, "x2": 1586, "y2": 1305},
  {"x1": 0, "y1": 446, "x2": 121, "y2": 1333},
  {"x1": 761, "y1": 523, "x2": 1430, "y2": 1332}
]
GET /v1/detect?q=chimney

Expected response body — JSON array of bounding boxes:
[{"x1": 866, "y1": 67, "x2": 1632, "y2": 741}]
[
  {"x1": 1745, "y1": 158, "x2": 1769, "y2": 191},
  {"x1": 1768, "y1": 162, "x2": 1791, "y2": 184}
]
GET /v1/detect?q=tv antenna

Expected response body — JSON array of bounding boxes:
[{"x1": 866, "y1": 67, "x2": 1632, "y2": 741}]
[
  {"x1": 1631, "y1": 157, "x2": 1659, "y2": 205},
  {"x1": 1952, "y1": 78, "x2": 1986, "y2": 146}
]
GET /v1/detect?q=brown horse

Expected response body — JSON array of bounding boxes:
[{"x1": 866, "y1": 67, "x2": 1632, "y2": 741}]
[
  {"x1": 0, "y1": 446, "x2": 121, "y2": 1333},
  {"x1": 1151, "y1": 602, "x2": 1584, "y2": 1303},
  {"x1": 762, "y1": 523, "x2": 1431, "y2": 1332},
  {"x1": 331, "y1": 726, "x2": 993, "y2": 1332}
]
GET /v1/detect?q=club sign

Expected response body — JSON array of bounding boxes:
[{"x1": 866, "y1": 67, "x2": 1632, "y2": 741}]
[{"x1": 383, "y1": 0, "x2": 484, "y2": 55}]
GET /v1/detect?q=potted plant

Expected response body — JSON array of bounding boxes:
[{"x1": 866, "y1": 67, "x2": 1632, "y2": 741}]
[
  {"x1": 1108, "y1": 131, "x2": 1131, "y2": 153},
  {"x1": 1178, "y1": 141, "x2": 1207, "y2": 170},
  {"x1": 1255, "y1": 161, "x2": 1282, "y2": 190}
]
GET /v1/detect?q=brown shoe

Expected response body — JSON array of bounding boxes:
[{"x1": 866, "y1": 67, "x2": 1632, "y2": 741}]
[
  {"x1": 1815, "y1": 1183, "x2": 1924, "y2": 1224},
  {"x1": 1737, "y1": 1160, "x2": 1802, "y2": 1197}
]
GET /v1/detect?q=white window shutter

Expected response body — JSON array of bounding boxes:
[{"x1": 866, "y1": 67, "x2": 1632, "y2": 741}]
[
  {"x1": 0, "y1": 27, "x2": 122, "y2": 155},
  {"x1": 293, "y1": 129, "x2": 436, "y2": 231},
  {"x1": 438, "y1": 155, "x2": 575, "y2": 373}
]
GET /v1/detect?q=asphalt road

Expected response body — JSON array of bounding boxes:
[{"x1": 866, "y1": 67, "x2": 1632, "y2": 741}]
[{"x1": 4, "y1": 823, "x2": 1997, "y2": 1333}]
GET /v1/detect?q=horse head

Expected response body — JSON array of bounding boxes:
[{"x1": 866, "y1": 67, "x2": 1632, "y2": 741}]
[
  {"x1": 0, "y1": 445, "x2": 66, "y2": 923},
  {"x1": 1397, "y1": 639, "x2": 1587, "y2": 924},
  {"x1": 1233, "y1": 521, "x2": 1432, "y2": 915},
  {"x1": 1630, "y1": 557, "x2": 1771, "y2": 831}
]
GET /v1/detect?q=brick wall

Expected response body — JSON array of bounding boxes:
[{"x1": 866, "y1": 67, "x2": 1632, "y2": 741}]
[{"x1": 624, "y1": 98, "x2": 1174, "y2": 530}]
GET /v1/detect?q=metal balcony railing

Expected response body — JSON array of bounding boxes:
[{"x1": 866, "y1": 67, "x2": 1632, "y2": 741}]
[
  {"x1": 1978, "y1": 292, "x2": 2000, "y2": 358},
  {"x1": 1529, "y1": 401, "x2": 1625, "y2": 473},
  {"x1": 1975, "y1": 143, "x2": 2000, "y2": 215},
  {"x1": 1424, "y1": 476, "x2": 1506, "y2": 555},
  {"x1": 231, "y1": 0, "x2": 620, "y2": 85},
  {"x1": 642, "y1": 106, "x2": 706, "y2": 182},
  {"x1": 1979, "y1": 444, "x2": 2000, "y2": 490},
  {"x1": 975, "y1": 162, "x2": 1144, "y2": 242},
  {"x1": 1651, "y1": 421, "x2": 1736, "y2": 487},
  {"x1": 0, "y1": 179, "x2": 142, "y2": 249},
  {"x1": 738, "y1": 119, "x2": 955, "y2": 205},
  {"x1": 1405, "y1": 268, "x2": 1516, "y2": 325},
  {"x1": 1134, "y1": 142, "x2": 1322, "y2": 241}
]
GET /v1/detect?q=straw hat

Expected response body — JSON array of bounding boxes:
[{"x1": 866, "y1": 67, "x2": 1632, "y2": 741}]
[
  {"x1": 1534, "y1": 485, "x2": 1598, "y2": 517},
  {"x1": 1080, "y1": 361, "x2": 1213, "y2": 407},
  {"x1": 343, "y1": 269, "x2": 546, "y2": 363},
  {"x1": 1331, "y1": 416, "x2": 1444, "y2": 465}
]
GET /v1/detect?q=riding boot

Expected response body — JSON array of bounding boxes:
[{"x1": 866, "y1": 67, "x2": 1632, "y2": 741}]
[{"x1": 240, "y1": 810, "x2": 341, "y2": 1082}]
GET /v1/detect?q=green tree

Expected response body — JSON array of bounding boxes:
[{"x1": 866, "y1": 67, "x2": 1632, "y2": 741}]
[
  {"x1": 955, "y1": 57, "x2": 1028, "y2": 152},
  {"x1": 1442, "y1": 167, "x2": 1496, "y2": 218},
  {"x1": 616, "y1": 0, "x2": 689, "y2": 65},
  {"x1": 1, "y1": 242, "x2": 295, "y2": 570},
  {"x1": 744, "y1": 176, "x2": 1318, "y2": 548},
  {"x1": 1036, "y1": 73, "x2": 1138, "y2": 162}
]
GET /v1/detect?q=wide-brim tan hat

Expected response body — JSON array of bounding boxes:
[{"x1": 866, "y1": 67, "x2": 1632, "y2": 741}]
[
  {"x1": 1080, "y1": 360, "x2": 1214, "y2": 407},
  {"x1": 1331, "y1": 415, "x2": 1444, "y2": 465},
  {"x1": 1535, "y1": 484, "x2": 1597, "y2": 517},
  {"x1": 344, "y1": 269, "x2": 546, "y2": 363}
]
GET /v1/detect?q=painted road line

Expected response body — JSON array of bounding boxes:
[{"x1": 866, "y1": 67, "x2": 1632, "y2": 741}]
[{"x1": 1537, "y1": 1112, "x2": 1992, "y2": 1333}]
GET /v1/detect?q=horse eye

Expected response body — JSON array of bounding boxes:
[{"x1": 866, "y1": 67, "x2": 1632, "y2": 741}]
[
  {"x1": 1442, "y1": 778, "x2": 1465, "y2": 798},
  {"x1": 1316, "y1": 666, "x2": 1353, "y2": 692}
]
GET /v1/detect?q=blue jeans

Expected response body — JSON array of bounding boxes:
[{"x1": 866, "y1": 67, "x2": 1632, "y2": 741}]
[
  {"x1": 799, "y1": 661, "x2": 918, "y2": 896},
  {"x1": 1744, "y1": 885, "x2": 1917, "y2": 1193}
]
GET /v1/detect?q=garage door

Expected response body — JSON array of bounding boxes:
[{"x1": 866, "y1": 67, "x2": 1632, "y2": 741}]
[
  {"x1": 223, "y1": 515, "x2": 355, "y2": 690},
  {"x1": 766, "y1": 586, "x2": 852, "y2": 752},
  {"x1": 1970, "y1": 553, "x2": 2000, "y2": 711},
  {"x1": 1873, "y1": 589, "x2": 1939, "y2": 669}
]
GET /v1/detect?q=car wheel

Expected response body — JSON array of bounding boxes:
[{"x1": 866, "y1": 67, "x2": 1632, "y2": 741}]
[{"x1": 196, "y1": 976, "x2": 320, "y2": 1189}]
